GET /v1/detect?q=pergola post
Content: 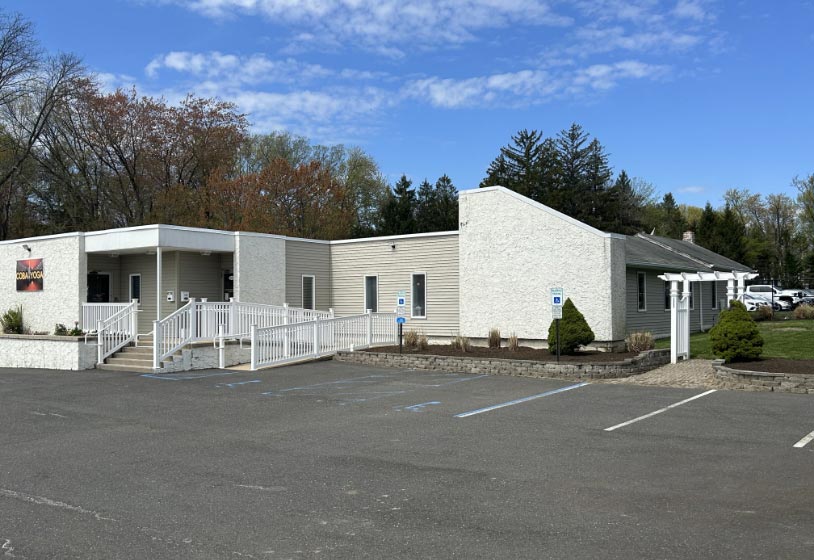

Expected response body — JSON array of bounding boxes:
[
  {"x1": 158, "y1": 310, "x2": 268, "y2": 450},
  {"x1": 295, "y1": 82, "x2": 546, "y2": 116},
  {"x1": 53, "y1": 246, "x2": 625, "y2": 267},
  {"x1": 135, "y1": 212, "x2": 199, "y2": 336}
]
[
  {"x1": 670, "y1": 280, "x2": 680, "y2": 364},
  {"x1": 726, "y1": 279, "x2": 735, "y2": 308},
  {"x1": 156, "y1": 247, "x2": 162, "y2": 324}
]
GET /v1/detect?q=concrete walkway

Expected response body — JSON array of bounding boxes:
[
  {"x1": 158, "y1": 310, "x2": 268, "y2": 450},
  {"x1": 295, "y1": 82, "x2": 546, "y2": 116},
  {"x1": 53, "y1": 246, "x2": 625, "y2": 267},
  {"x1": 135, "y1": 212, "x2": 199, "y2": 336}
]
[{"x1": 601, "y1": 358, "x2": 721, "y2": 389}]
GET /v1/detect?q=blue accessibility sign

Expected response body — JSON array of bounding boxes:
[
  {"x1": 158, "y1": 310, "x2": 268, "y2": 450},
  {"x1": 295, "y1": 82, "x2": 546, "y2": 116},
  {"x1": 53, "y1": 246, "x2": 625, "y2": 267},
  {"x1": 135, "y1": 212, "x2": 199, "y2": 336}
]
[{"x1": 396, "y1": 317, "x2": 406, "y2": 324}]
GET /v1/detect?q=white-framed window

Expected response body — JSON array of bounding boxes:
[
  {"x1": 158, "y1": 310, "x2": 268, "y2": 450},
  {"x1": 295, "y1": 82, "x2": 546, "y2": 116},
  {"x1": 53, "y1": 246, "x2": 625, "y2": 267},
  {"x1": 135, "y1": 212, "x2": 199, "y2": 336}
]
[
  {"x1": 129, "y1": 273, "x2": 141, "y2": 304},
  {"x1": 302, "y1": 275, "x2": 315, "y2": 310},
  {"x1": 364, "y1": 275, "x2": 378, "y2": 313},
  {"x1": 664, "y1": 281, "x2": 671, "y2": 311},
  {"x1": 411, "y1": 273, "x2": 426, "y2": 318},
  {"x1": 637, "y1": 272, "x2": 647, "y2": 312},
  {"x1": 711, "y1": 281, "x2": 718, "y2": 310}
]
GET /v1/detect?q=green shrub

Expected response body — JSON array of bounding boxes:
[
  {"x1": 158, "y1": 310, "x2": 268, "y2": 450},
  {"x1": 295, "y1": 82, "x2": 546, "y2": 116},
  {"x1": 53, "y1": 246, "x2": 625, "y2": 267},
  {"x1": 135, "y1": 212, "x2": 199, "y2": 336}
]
[
  {"x1": 626, "y1": 331, "x2": 655, "y2": 353},
  {"x1": 54, "y1": 323, "x2": 69, "y2": 336},
  {"x1": 792, "y1": 304, "x2": 814, "y2": 320},
  {"x1": 547, "y1": 298, "x2": 594, "y2": 355},
  {"x1": 1, "y1": 306, "x2": 24, "y2": 334},
  {"x1": 68, "y1": 322, "x2": 83, "y2": 336},
  {"x1": 488, "y1": 328, "x2": 501, "y2": 348},
  {"x1": 709, "y1": 301, "x2": 763, "y2": 362}
]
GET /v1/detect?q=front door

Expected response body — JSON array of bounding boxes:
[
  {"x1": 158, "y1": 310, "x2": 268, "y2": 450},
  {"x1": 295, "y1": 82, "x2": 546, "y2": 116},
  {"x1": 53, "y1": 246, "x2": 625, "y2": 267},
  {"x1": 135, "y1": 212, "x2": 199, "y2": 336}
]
[
  {"x1": 223, "y1": 270, "x2": 234, "y2": 301},
  {"x1": 87, "y1": 273, "x2": 110, "y2": 303}
]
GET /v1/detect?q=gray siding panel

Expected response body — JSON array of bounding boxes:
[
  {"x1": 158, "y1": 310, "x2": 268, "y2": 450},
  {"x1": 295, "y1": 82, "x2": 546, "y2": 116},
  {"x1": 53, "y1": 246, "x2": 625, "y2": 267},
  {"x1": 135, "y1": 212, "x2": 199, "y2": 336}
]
[
  {"x1": 330, "y1": 235, "x2": 459, "y2": 337},
  {"x1": 86, "y1": 254, "x2": 122, "y2": 303},
  {"x1": 626, "y1": 268, "x2": 725, "y2": 337},
  {"x1": 178, "y1": 252, "x2": 227, "y2": 303},
  {"x1": 285, "y1": 241, "x2": 331, "y2": 310}
]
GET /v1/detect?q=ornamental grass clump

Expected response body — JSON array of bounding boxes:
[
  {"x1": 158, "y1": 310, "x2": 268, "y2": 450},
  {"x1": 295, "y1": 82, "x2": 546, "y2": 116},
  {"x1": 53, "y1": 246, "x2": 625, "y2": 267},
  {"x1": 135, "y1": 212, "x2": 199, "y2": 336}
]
[
  {"x1": 625, "y1": 331, "x2": 655, "y2": 353},
  {"x1": 709, "y1": 300, "x2": 763, "y2": 363},
  {"x1": 507, "y1": 333, "x2": 519, "y2": 351},
  {"x1": 488, "y1": 328, "x2": 501, "y2": 349},
  {"x1": 753, "y1": 305, "x2": 773, "y2": 322},
  {"x1": 547, "y1": 298, "x2": 594, "y2": 355},
  {"x1": 792, "y1": 304, "x2": 814, "y2": 320},
  {"x1": 451, "y1": 334, "x2": 471, "y2": 353},
  {"x1": 403, "y1": 329, "x2": 419, "y2": 349}
]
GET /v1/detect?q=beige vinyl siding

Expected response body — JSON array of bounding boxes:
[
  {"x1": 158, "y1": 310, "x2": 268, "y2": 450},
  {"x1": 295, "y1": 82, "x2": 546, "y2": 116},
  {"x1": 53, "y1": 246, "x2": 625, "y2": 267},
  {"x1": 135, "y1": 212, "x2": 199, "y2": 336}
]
[
  {"x1": 86, "y1": 254, "x2": 123, "y2": 302},
  {"x1": 330, "y1": 234, "x2": 459, "y2": 336},
  {"x1": 285, "y1": 240, "x2": 331, "y2": 310},
  {"x1": 119, "y1": 252, "x2": 179, "y2": 333},
  {"x1": 626, "y1": 269, "x2": 726, "y2": 337}
]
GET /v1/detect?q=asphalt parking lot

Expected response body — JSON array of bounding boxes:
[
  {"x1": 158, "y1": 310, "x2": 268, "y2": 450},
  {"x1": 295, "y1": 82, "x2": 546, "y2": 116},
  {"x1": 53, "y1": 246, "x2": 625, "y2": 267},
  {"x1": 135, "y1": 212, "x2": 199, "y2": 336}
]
[{"x1": 1, "y1": 361, "x2": 813, "y2": 559}]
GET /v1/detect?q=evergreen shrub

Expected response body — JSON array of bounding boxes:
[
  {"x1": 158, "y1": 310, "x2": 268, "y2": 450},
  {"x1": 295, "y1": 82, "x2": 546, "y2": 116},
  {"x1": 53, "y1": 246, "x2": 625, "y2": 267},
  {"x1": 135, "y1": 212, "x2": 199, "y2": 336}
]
[
  {"x1": 1, "y1": 306, "x2": 23, "y2": 334},
  {"x1": 547, "y1": 298, "x2": 594, "y2": 355},
  {"x1": 709, "y1": 301, "x2": 763, "y2": 362}
]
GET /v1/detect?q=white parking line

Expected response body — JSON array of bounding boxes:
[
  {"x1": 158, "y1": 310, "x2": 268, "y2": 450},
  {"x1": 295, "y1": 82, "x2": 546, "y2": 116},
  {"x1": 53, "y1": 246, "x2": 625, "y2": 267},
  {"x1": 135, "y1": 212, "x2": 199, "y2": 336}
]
[
  {"x1": 793, "y1": 430, "x2": 814, "y2": 448},
  {"x1": 454, "y1": 382, "x2": 589, "y2": 418},
  {"x1": 604, "y1": 389, "x2": 717, "y2": 432}
]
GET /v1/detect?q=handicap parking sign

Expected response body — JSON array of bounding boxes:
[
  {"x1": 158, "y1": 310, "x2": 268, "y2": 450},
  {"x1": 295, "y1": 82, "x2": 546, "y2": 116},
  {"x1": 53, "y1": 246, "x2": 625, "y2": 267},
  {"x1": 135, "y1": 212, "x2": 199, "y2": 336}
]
[
  {"x1": 553, "y1": 296, "x2": 561, "y2": 304},
  {"x1": 396, "y1": 317, "x2": 406, "y2": 324}
]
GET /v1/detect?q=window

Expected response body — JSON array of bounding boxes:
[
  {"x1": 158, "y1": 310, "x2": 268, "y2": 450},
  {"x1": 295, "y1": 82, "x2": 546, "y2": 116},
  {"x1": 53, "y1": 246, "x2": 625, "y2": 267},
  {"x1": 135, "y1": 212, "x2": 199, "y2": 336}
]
[
  {"x1": 411, "y1": 273, "x2": 426, "y2": 318},
  {"x1": 129, "y1": 274, "x2": 141, "y2": 303},
  {"x1": 637, "y1": 272, "x2": 647, "y2": 312},
  {"x1": 711, "y1": 281, "x2": 718, "y2": 310},
  {"x1": 364, "y1": 275, "x2": 378, "y2": 312},
  {"x1": 664, "y1": 281, "x2": 671, "y2": 311},
  {"x1": 689, "y1": 282, "x2": 695, "y2": 310},
  {"x1": 302, "y1": 275, "x2": 315, "y2": 310}
]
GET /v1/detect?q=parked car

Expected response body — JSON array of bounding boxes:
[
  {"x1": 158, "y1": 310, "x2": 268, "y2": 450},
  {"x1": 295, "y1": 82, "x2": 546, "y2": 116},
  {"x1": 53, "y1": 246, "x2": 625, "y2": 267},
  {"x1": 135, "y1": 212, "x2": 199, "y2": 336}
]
[
  {"x1": 741, "y1": 294, "x2": 772, "y2": 312},
  {"x1": 778, "y1": 289, "x2": 805, "y2": 307},
  {"x1": 745, "y1": 285, "x2": 791, "y2": 310}
]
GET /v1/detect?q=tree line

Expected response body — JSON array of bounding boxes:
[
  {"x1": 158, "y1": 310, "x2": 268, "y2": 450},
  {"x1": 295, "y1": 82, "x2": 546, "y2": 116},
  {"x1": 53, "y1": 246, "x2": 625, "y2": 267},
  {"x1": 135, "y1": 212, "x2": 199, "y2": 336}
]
[{"x1": 1, "y1": 10, "x2": 812, "y2": 285}]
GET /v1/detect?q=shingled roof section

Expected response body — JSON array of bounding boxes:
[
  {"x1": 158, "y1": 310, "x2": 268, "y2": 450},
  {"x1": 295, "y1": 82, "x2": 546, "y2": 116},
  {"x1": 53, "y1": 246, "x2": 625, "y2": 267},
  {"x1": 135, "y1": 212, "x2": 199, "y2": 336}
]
[
  {"x1": 636, "y1": 233, "x2": 752, "y2": 272},
  {"x1": 624, "y1": 234, "x2": 710, "y2": 271}
]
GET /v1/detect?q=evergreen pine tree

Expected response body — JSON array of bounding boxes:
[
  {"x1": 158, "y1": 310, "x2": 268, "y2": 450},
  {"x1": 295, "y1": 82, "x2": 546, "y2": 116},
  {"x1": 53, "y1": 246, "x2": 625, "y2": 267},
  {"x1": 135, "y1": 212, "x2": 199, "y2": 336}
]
[
  {"x1": 555, "y1": 123, "x2": 590, "y2": 218},
  {"x1": 415, "y1": 179, "x2": 436, "y2": 232},
  {"x1": 658, "y1": 193, "x2": 687, "y2": 238},
  {"x1": 378, "y1": 175, "x2": 416, "y2": 235},
  {"x1": 480, "y1": 154, "x2": 512, "y2": 189},
  {"x1": 715, "y1": 204, "x2": 747, "y2": 264},
  {"x1": 695, "y1": 203, "x2": 719, "y2": 251},
  {"x1": 583, "y1": 138, "x2": 613, "y2": 230},
  {"x1": 432, "y1": 174, "x2": 459, "y2": 231},
  {"x1": 605, "y1": 170, "x2": 641, "y2": 234}
]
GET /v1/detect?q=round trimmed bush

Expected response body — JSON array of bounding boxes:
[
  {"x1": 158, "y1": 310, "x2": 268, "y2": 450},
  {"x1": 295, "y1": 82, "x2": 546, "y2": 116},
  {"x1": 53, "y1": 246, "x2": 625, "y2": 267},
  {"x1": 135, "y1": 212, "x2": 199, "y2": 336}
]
[
  {"x1": 709, "y1": 300, "x2": 764, "y2": 362},
  {"x1": 547, "y1": 298, "x2": 595, "y2": 355}
]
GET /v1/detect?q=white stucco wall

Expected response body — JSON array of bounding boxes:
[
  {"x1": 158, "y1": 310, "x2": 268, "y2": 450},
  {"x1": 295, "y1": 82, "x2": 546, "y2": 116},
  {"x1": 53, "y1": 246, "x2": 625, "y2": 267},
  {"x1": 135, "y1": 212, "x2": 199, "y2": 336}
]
[
  {"x1": 0, "y1": 335, "x2": 97, "y2": 370},
  {"x1": 0, "y1": 234, "x2": 85, "y2": 334},
  {"x1": 459, "y1": 187, "x2": 626, "y2": 343},
  {"x1": 234, "y1": 233, "x2": 286, "y2": 305}
]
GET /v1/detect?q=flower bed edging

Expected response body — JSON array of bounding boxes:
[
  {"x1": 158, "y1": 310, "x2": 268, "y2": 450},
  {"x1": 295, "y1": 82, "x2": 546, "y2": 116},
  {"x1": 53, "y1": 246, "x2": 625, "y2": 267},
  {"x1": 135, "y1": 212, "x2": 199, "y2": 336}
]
[
  {"x1": 334, "y1": 348, "x2": 670, "y2": 381},
  {"x1": 711, "y1": 360, "x2": 814, "y2": 394}
]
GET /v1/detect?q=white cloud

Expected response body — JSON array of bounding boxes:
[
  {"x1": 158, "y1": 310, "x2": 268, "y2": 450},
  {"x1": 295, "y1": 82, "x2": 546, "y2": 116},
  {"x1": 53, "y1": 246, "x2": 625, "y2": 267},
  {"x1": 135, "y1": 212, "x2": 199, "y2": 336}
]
[
  {"x1": 168, "y1": 0, "x2": 572, "y2": 51},
  {"x1": 678, "y1": 185, "x2": 705, "y2": 194},
  {"x1": 406, "y1": 60, "x2": 668, "y2": 108},
  {"x1": 673, "y1": 0, "x2": 711, "y2": 21}
]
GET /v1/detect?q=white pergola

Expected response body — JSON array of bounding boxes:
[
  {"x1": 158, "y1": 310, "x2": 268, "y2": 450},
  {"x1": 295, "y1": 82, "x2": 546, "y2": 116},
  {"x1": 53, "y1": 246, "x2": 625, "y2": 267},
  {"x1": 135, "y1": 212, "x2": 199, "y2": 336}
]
[{"x1": 657, "y1": 271, "x2": 759, "y2": 364}]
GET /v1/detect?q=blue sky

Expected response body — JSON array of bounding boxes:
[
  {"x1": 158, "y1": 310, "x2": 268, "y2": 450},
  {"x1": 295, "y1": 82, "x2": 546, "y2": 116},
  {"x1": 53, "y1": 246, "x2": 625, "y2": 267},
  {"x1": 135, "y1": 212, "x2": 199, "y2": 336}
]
[{"x1": 6, "y1": 0, "x2": 813, "y2": 207}]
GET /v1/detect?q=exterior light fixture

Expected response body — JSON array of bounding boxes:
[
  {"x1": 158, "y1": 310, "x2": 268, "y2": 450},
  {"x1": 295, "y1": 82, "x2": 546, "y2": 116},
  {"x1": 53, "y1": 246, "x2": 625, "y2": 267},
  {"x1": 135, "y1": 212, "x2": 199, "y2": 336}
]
[{"x1": 22, "y1": 244, "x2": 31, "y2": 253}]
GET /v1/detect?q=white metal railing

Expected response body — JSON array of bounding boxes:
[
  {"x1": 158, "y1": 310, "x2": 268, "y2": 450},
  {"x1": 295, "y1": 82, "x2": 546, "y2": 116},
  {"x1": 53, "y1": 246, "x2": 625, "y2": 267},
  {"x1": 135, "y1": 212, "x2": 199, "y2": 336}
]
[
  {"x1": 250, "y1": 312, "x2": 397, "y2": 370},
  {"x1": 82, "y1": 303, "x2": 130, "y2": 332},
  {"x1": 152, "y1": 299, "x2": 335, "y2": 369},
  {"x1": 96, "y1": 300, "x2": 139, "y2": 364}
]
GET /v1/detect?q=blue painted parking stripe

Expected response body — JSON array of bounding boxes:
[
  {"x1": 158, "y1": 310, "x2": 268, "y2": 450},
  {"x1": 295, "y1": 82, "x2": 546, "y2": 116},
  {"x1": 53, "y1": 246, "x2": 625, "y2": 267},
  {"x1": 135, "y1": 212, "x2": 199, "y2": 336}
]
[{"x1": 454, "y1": 382, "x2": 590, "y2": 418}]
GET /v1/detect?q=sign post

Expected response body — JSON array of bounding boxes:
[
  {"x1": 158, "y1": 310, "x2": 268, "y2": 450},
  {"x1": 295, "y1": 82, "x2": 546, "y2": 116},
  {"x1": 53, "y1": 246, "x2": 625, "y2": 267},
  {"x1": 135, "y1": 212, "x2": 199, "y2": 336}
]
[
  {"x1": 396, "y1": 291, "x2": 407, "y2": 354},
  {"x1": 551, "y1": 288, "x2": 564, "y2": 363}
]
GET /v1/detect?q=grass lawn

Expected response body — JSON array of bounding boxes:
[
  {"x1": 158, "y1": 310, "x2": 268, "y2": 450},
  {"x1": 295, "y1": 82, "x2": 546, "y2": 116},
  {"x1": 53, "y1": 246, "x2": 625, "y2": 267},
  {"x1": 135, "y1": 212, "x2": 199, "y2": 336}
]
[{"x1": 655, "y1": 317, "x2": 814, "y2": 360}]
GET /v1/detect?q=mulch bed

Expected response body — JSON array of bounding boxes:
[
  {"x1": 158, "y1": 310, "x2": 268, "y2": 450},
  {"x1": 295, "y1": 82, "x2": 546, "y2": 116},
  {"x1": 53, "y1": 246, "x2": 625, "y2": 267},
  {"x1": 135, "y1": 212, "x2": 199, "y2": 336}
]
[
  {"x1": 366, "y1": 345, "x2": 638, "y2": 363},
  {"x1": 726, "y1": 358, "x2": 814, "y2": 375}
]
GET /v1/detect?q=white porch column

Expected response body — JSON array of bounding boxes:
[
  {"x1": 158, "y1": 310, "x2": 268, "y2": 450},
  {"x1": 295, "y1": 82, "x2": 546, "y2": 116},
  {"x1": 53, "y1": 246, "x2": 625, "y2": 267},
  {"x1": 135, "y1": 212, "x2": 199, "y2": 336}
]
[
  {"x1": 736, "y1": 275, "x2": 746, "y2": 301},
  {"x1": 726, "y1": 279, "x2": 735, "y2": 308},
  {"x1": 670, "y1": 280, "x2": 680, "y2": 364},
  {"x1": 156, "y1": 247, "x2": 162, "y2": 324}
]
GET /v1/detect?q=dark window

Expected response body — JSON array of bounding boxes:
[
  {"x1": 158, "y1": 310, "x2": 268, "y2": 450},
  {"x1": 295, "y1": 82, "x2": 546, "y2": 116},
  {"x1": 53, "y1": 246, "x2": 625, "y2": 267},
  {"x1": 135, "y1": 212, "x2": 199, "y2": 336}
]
[
  {"x1": 412, "y1": 273, "x2": 426, "y2": 317},
  {"x1": 364, "y1": 276, "x2": 378, "y2": 312},
  {"x1": 302, "y1": 275, "x2": 315, "y2": 310},
  {"x1": 664, "y1": 281, "x2": 671, "y2": 310},
  {"x1": 637, "y1": 272, "x2": 646, "y2": 311},
  {"x1": 130, "y1": 274, "x2": 141, "y2": 303},
  {"x1": 711, "y1": 281, "x2": 718, "y2": 309}
]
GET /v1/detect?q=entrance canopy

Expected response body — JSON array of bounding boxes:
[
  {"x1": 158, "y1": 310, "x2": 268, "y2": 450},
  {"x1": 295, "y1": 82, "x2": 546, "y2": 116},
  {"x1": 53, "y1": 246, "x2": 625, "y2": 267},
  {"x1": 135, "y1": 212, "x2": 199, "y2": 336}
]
[{"x1": 657, "y1": 270, "x2": 758, "y2": 364}]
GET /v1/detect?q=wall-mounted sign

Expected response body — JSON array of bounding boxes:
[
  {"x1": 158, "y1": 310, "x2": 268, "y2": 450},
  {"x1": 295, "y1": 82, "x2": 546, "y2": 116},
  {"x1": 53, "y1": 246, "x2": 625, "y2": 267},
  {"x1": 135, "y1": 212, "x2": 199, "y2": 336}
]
[{"x1": 16, "y1": 259, "x2": 44, "y2": 291}]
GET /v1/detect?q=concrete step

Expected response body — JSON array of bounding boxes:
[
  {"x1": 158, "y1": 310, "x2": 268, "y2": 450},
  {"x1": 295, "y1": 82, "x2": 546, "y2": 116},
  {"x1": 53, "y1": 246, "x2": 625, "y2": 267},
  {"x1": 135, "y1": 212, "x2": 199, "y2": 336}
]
[
  {"x1": 119, "y1": 346, "x2": 154, "y2": 355},
  {"x1": 106, "y1": 356, "x2": 153, "y2": 367},
  {"x1": 97, "y1": 363, "x2": 155, "y2": 374}
]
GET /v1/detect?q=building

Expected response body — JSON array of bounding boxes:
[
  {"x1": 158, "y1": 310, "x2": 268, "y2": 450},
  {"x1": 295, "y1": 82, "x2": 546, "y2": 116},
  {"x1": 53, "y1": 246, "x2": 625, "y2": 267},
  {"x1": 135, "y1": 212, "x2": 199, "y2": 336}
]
[{"x1": 0, "y1": 186, "x2": 752, "y2": 362}]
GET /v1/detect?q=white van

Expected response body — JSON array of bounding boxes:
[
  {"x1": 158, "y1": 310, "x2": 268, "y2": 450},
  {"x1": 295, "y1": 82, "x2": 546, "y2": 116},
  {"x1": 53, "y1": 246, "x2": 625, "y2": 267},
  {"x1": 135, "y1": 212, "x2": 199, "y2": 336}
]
[{"x1": 745, "y1": 285, "x2": 791, "y2": 310}]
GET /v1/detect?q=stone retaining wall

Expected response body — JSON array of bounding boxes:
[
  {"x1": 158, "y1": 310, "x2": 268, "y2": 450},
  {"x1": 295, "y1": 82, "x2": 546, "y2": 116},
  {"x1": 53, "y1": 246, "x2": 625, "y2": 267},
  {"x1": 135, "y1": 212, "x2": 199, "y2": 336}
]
[
  {"x1": 712, "y1": 360, "x2": 814, "y2": 394},
  {"x1": 335, "y1": 348, "x2": 670, "y2": 381},
  {"x1": 0, "y1": 334, "x2": 97, "y2": 371}
]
